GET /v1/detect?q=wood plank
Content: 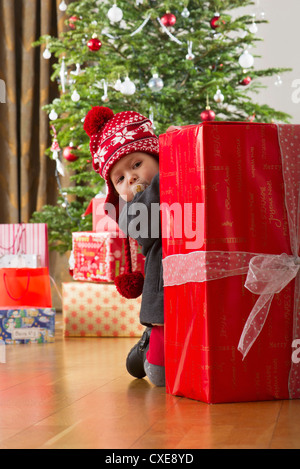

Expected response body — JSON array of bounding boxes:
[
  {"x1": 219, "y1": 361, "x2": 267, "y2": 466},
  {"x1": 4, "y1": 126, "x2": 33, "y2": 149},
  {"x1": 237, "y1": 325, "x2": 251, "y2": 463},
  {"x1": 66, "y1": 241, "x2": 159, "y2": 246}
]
[{"x1": 0, "y1": 315, "x2": 298, "y2": 449}]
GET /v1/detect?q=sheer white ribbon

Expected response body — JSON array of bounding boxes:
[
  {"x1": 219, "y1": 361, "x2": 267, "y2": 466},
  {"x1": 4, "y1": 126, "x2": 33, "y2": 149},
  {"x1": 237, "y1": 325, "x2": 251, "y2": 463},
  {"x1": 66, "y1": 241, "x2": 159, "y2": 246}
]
[{"x1": 162, "y1": 124, "x2": 300, "y2": 398}]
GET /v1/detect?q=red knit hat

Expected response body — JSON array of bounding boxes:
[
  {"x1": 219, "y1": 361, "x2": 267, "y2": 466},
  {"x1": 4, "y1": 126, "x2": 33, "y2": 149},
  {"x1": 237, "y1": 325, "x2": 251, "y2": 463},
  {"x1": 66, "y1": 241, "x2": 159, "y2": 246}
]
[{"x1": 83, "y1": 106, "x2": 159, "y2": 299}]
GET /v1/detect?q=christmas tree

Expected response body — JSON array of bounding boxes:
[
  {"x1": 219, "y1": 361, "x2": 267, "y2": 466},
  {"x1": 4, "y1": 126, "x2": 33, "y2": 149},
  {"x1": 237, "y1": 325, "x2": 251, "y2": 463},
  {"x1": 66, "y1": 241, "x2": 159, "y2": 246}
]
[{"x1": 31, "y1": 0, "x2": 291, "y2": 253}]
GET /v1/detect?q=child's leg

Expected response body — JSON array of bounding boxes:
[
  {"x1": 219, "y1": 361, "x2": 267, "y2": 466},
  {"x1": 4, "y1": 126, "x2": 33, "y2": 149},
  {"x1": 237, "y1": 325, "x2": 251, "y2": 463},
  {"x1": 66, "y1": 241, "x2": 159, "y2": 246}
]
[{"x1": 144, "y1": 325, "x2": 165, "y2": 387}]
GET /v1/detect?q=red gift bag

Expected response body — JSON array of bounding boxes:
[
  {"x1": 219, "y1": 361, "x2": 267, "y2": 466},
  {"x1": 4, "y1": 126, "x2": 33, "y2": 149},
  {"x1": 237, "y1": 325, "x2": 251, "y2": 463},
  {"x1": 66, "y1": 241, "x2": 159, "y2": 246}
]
[{"x1": 0, "y1": 268, "x2": 52, "y2": 308}]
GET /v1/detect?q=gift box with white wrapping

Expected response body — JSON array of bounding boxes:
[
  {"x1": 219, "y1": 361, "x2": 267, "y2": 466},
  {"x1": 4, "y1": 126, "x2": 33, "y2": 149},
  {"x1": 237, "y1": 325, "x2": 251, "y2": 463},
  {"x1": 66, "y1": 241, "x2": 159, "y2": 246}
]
[{"x1": 62, "y1": 282, "x2": 144, "y2": 337}]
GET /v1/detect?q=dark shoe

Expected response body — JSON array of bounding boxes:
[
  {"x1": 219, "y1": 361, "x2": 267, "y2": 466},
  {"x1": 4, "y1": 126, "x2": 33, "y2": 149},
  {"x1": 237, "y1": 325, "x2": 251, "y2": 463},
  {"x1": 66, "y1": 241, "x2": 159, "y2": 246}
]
[{"x1": 126, "y1": 327, "x2": 151, "y2": 379}]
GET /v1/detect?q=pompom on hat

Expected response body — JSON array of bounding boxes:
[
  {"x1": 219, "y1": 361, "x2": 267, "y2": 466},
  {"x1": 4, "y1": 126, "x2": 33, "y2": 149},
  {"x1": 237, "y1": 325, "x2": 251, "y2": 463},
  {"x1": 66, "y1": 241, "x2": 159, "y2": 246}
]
[{"x1": 83, "y1": 106, "x2": 159, "y2": 299}]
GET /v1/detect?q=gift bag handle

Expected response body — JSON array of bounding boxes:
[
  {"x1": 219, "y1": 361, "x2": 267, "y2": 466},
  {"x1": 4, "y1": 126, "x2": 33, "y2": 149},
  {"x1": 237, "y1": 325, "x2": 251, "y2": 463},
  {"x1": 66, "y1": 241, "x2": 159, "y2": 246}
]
[
  {"x1": 0, "y1": 224, "x2": 26, "y2": 253},
  {"x1": 3, "y1": 271, "x2": 30, "y2": 300}
]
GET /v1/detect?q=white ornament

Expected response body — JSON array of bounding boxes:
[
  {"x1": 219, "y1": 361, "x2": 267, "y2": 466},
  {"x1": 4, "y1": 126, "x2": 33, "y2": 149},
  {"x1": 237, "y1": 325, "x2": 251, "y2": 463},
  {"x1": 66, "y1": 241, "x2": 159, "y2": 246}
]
[
  {"x1": 238, "y1": 50, "x2": 254, "y2": 68},
  {"x1": 49, "y1": 109, "x2": 58, "y2": 120},
  {"x1": 107, "y1": 4, "x2": 123, "y2": 23},
  {"x1": 114, "y1": 78, "x2": 122, "y2": 91},
  {"x1": 181, "y1": 7, "x2": 190, "y2": 18},
  {"x1": 70, "y1": 63, "x2": 82, "y2": 76},
  {"x1": 249, "y1": 22, "x2": 258, "y2": 34},
  {"x1": 186, "y1": 41, "x2": 195, "y2": 60},
  {"x1": 43, "y1": 48, "x2": 51, "y2": 59},
  {"x1": 214, "y1": 88, "x2": 224, "y2": 103},
  {"x1": 59, "y1": 0, "x2": 67, "y2": 11},
  {"x1": 60, "y1": 57, "x2": 66, "y2": 93},
  {"x1": 148, "y1": 73, "x2": 164, "y2": 92},
  {"x1": 274, "y1": 75, "x2": 283, "y2": 86},
  {"x1": 71, "y1": 89, "x2": 80, "y2": 102},
  {"x1": 120, "y1": 77, "x2": 136, "y2": 95},
  {"x1": 101, "y1": 79, "x2": 109, "y2": 102}
]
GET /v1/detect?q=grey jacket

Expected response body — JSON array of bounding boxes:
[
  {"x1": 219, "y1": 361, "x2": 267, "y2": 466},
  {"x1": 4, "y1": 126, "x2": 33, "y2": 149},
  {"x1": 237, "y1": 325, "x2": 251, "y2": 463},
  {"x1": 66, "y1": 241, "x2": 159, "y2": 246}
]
[{"x1": 118, "y1": 173, "x2": 164, "y2": 326}]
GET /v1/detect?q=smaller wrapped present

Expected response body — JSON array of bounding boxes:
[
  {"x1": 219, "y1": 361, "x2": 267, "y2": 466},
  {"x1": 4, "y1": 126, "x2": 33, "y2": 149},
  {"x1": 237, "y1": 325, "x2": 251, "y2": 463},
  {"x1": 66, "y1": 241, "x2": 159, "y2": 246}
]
[
  {"x1": 72, "y1": 231, "x2": 145, "y2": 283},
  {"x1": 0, "y1": 308, "x2": 55, "y2": 344},
  {"x1": 62, "y1": 282, "x2": 144, "y2": 337}
]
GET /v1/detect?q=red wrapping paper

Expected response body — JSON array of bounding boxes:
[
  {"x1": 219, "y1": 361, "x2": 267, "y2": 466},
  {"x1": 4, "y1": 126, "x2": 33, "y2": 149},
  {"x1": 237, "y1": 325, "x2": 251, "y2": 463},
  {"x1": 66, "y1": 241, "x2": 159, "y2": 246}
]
[{"x1": 159, "y1": 122, "x2": 299, "y2": 404}]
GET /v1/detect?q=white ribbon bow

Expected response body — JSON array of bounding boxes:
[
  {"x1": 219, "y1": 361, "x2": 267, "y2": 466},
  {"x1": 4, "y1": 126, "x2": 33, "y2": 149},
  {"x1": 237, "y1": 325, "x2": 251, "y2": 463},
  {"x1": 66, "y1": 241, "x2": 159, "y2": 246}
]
[{"x1": 238, "y1": 253, "x2": 300, "y2": 358}]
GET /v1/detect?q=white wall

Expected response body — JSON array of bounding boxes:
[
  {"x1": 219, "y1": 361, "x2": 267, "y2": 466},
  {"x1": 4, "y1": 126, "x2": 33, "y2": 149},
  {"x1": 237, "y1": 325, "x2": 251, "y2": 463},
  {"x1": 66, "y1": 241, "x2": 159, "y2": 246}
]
[{"x1": 232, "y1": 0, "x2": 300, "y2": 123}]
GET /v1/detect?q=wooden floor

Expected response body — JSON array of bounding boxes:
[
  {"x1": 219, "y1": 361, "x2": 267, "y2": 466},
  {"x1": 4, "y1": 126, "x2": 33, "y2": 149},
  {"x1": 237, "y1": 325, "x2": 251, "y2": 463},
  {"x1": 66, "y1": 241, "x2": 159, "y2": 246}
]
[{"x1": 0, "y1": 314, "x2": 300, "y2": 449}]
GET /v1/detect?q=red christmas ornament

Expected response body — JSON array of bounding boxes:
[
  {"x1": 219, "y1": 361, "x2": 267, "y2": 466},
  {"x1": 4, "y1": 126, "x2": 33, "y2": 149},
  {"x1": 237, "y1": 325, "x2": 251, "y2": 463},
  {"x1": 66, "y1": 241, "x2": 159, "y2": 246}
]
[
  {"x1": 210, "y1": 13, "x2": 225, "y2": 29},
  {"x1": 69, "y1": 16, "x2": 79, "y2": 29},
  {"x1": 240, "y1": 76, "x2": 252, "y2": 86},
  {"x1": 160, "y1": 12, "x2": 177, "y2": 27},
  {"x1": 200, "y1": 107, "x2": 216, "y2": 122},
  {"x1": 211, "y1": 63, "x2": 224, "y2": 70},
  {"x1": 87, "y1": 36, "x2": 102, "y2": 51},
  {"x1": 63, "y1": 146, "x2": 78, "y2": 162}
]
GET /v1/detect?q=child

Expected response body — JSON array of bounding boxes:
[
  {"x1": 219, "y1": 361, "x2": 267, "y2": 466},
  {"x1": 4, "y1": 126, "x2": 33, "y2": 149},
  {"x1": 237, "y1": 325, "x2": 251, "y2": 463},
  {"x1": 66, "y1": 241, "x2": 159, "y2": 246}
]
[{"x1": 83, "y1": 106, "x2": 165, "y2": 386}]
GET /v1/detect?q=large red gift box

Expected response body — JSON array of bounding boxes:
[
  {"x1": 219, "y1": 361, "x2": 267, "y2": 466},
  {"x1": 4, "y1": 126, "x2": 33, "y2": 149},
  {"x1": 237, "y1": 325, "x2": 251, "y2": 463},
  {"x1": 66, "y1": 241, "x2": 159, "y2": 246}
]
[
  {"x1": 160, "y1": 122, "x2": 300, "y2": 403},
  {"x1": 72, "y1": 231, "x2": 145, "y2": 282}
]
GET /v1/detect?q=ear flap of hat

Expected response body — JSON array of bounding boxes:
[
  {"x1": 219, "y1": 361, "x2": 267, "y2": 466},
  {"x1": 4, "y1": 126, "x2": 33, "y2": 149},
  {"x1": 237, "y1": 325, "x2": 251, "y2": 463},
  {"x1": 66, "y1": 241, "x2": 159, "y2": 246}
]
[{"x1": 114, "y1": 237, "x2": 144, "y2": 299}]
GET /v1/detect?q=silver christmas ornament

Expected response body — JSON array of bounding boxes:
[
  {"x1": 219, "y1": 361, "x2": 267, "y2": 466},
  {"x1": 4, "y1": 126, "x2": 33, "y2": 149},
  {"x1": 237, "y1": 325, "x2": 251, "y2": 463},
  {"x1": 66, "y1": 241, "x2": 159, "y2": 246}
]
[{"x1": 148, "y1": 73, "x2": 164, "y2": 92}]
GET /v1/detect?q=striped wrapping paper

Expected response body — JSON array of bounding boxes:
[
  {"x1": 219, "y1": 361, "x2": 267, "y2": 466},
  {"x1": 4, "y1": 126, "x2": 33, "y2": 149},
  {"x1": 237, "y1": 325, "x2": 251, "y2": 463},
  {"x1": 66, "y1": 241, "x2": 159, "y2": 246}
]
[{"x1": 0, "y1": 224, "x2": 49, "y2": 268}]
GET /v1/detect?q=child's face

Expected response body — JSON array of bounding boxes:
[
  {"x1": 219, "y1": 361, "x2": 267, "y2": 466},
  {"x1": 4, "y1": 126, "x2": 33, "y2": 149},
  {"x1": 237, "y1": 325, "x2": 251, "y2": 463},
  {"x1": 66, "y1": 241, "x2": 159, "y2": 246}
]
[{"x1": 110, "y1": 152, "x2": 159, "y2": 202}]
